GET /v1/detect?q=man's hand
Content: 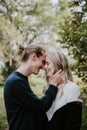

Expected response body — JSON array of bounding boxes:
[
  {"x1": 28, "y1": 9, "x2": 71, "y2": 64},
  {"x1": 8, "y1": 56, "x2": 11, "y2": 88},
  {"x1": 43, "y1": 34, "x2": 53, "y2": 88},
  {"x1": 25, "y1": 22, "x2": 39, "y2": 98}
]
[{"x1": 49, "y1": 69, "x2": 63, "y2": 86}]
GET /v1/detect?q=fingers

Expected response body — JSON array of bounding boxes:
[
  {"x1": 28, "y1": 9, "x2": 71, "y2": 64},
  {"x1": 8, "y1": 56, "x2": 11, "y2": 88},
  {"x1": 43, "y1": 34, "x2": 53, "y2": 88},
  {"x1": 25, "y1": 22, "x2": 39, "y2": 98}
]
[
  {"x1": 53, "y1": 69, "x2": 63, "y2": 78},
  {"x1": 57, "y1": 69, "x2": 62, "y2": 74},
  {"x1": 49, "y1": 69, "x2": 63, "y2": 86},
  {"x1": 55, "y1": 69, "x2": 62, "y2": 74}
]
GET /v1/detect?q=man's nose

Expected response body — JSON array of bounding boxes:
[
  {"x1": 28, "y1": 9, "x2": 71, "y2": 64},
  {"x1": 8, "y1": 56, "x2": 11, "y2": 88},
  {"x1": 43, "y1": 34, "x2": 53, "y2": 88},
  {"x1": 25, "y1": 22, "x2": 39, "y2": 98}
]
[{"x1": 42, "y1": 64, "x2": 46, "y2": 69}]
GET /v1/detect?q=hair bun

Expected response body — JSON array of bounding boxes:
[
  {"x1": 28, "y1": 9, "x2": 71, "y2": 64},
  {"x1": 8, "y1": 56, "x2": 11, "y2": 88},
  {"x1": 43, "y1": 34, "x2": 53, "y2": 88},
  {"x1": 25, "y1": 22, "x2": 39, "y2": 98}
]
[
  {"x1": 17, "y1": 44, "x2": 25, "y2": 55},
  {"x1": 18, "y1": 44, "x2": 24, "y2": 50}
]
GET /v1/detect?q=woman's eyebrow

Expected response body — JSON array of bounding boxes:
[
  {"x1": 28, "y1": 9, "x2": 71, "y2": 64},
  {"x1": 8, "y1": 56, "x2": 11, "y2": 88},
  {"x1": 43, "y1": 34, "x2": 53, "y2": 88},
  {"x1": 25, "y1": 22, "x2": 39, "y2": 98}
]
[{"x1": 45, "y1": 61, "x2": 49, "y2": 64}]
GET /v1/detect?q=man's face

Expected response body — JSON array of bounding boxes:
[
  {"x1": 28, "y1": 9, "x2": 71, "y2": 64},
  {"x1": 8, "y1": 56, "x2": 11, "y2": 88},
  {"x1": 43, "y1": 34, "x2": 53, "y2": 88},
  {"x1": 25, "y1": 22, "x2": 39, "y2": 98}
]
[{"x1": 31, "y1": 54, "x2": 46, "y2": 75}]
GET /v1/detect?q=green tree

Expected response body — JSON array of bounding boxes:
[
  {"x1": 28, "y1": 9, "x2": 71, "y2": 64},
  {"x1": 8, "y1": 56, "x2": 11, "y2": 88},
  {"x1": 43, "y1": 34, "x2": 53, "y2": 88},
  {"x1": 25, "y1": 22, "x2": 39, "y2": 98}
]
[
  {"x1": 59, "y1": 0, "x2": 87, "y2": 82},
  {"x1": 0, "y1": 17, "x2": 21, "y2": 80},
  {"x1": 0, "y1": 0, "x2": 71, "y2": 81},
  {"x1": 0, "y1": 0, "x2": 69, "y2": 80}
]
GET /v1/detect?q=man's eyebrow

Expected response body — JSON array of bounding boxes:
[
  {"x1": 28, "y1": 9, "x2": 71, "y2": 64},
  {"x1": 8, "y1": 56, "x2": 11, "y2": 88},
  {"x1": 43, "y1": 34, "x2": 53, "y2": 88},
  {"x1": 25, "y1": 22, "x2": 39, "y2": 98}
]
[{"x1": 45, "y1": 61, "x2": 49, "y2": 64}]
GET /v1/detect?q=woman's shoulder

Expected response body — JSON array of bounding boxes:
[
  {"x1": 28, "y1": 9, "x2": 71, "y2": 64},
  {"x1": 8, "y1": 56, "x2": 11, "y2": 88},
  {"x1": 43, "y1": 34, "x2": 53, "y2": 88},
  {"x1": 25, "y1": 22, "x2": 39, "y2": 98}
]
[
  {"x1": 64, "y1": 81, "x2": 80, "y2": 92},
  {"x1": 64, "y1": 81, "x2": 81, "y2": 103}
]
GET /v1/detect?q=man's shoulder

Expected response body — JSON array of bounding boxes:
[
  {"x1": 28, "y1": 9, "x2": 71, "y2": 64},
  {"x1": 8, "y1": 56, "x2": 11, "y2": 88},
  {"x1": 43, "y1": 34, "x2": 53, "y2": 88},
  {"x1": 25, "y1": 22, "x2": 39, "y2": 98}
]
[{"x1": 4, "y1": 71, "x2": 22, "y2": 87}]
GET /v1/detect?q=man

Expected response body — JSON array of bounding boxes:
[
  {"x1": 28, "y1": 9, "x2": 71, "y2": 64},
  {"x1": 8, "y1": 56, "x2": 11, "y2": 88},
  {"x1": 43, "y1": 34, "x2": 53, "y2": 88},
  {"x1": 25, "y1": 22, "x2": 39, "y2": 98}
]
[{"x1": 4, "y1": 44, "x2": 62, "y2": 130}]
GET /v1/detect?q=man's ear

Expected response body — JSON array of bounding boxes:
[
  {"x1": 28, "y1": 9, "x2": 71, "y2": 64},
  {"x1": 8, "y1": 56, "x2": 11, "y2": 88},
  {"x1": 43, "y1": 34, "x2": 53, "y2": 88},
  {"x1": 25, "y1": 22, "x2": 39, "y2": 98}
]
[{"x1": 31, "y1": 53, "x2": 37, "y2": 61}]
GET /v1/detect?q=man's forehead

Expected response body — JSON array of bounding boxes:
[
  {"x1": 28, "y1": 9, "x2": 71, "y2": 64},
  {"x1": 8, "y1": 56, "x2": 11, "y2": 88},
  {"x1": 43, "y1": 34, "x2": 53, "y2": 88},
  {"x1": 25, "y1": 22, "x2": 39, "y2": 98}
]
[{"x1": 42, "y1": 54, "x2": 46, "y2": 59}]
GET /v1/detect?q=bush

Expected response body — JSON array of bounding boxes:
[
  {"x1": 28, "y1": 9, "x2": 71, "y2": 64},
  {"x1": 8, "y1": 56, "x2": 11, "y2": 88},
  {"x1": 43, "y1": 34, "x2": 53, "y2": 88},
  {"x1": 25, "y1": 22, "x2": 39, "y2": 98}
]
[
  {"x1": 0, "y1": 112, "x2": 8, "y2": 130},
  {"x1": 81, "y1": 103, "x2": 87, "y2": 130}
]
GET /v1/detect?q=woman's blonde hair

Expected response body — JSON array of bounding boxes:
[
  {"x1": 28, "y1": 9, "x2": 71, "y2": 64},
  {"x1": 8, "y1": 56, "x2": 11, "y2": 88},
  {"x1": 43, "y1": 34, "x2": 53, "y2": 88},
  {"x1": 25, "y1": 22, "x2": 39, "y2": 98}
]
[
  {"x1": 17, "y1": 44, "x2": 45, "y2": 62},
  {"x1": 45, "y1": 51, "x2": 73, "y2": 84}
]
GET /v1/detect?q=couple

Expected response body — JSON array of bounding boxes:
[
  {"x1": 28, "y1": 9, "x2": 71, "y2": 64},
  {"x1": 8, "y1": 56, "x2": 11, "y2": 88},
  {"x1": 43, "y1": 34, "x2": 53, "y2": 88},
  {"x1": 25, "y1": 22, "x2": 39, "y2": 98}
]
[{"x1": 4, "y1": 44, "x2": 82, "y2": 130}]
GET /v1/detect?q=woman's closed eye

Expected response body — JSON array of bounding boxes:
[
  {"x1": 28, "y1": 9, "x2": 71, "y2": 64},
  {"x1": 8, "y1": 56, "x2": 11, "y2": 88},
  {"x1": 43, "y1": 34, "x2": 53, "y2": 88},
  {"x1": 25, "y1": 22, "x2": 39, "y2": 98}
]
[{"x1": 45, "y1": 62, "x2": 50, "y2": 65}]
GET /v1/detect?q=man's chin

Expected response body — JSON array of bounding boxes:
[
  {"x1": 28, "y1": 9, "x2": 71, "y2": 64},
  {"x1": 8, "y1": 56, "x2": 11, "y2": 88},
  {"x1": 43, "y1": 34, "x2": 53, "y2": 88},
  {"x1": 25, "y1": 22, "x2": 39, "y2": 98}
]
[
  {"x1": 47, "y1": 73, "x2": 53, "y2": 77},
  {"x1": 34, "y1": 70, "x2": 39, "y2": 75},
  {"x1": 46, "y1": 73, "x2": 50, "y2": 76}
]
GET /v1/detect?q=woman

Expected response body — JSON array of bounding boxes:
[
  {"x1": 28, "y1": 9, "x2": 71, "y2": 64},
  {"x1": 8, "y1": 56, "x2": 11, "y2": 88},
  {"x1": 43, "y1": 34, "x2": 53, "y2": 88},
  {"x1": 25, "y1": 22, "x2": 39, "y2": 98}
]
[
  {"x1": 43, "y1": 50, "x2": 82, "y2": 130},
  {"x1": 4, "y1": 44, "x2": 63, "y2": 130}
]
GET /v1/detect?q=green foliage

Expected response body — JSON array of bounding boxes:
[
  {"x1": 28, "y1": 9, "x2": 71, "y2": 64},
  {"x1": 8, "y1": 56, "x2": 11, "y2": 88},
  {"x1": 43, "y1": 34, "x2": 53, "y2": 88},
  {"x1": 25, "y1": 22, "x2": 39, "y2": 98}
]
[
  {"x1": 0, "y1": 0, "x2": 69, "y2": 80},
  {"x1": 81, "y1": 103, "x2": 87, "y2": 130},
  {"x1": 77, "y1": 82, "x2": 87, "y2": 130},
  {"x1": 29, "y1": 70, "x2": 45, "y2": 97},
  {"x1": 59, "y1": 0, "x2": 87, "y2": 82},
  {"x1": 80, "y1": 83, "x2": 87, "y2": 105},
  {"x1": 0, "y1": 112, "x2": 8, "y2": 130},
  {"x1": 1, "y1": 59, "x2": 17, "y2": 81},
  {"x1": 0, "y1": 17, "x2": 21, "y2": 81}
]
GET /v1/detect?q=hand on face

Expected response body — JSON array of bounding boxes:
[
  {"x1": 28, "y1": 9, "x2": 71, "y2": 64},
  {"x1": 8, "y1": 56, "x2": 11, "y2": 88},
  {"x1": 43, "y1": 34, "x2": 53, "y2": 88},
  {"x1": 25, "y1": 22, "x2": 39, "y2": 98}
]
[{"x1": 49, "y1": 69, "x2": 63, "y2": 87}]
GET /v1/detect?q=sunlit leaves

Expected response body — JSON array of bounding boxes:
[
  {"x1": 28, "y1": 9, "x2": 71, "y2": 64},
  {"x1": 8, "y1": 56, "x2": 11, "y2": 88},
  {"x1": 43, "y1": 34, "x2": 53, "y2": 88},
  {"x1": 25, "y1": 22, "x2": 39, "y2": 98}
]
[{"x1": 59, "y1": 0, "x2": 87, "y2": 82}]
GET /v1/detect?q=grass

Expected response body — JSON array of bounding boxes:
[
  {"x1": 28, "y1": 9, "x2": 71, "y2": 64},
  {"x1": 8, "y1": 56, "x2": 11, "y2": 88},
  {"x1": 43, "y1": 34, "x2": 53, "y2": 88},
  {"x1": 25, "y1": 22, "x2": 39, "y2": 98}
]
[
  {"x1": 0, "y1": 112, "x2": 8, "y2": 130},
  {"x1": 0, "y1": 87, "x2": 5, "y2": 113},
  {"x1": 29, "y1": 73, "x2": 46, "y2": 97},
  {"x1": 0, "y1": 86, "x2": 8, "y2": 130}
]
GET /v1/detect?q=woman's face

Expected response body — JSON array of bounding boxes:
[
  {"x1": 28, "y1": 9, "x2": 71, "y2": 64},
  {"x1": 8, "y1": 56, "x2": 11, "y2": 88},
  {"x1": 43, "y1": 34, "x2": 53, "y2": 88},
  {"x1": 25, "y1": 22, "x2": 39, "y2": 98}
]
[{"x1": 44, "y1": 56, "x2": 55, "y2": 77}]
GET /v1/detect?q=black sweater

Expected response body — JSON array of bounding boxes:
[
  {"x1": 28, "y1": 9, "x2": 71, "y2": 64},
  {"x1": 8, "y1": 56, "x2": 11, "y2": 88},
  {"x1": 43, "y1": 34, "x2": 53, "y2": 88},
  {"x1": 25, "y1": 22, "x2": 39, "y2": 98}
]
[
  {"x1": 47, "y1": 101, "x2": 82, "y2": 130},
  {"x1": 4, "y1": 71, "x2": 58, "y2": 130}
]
